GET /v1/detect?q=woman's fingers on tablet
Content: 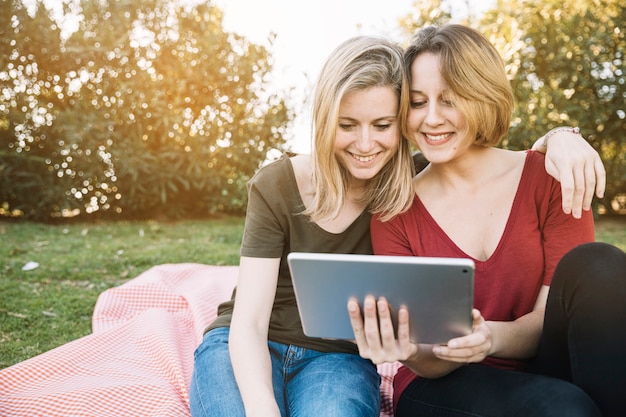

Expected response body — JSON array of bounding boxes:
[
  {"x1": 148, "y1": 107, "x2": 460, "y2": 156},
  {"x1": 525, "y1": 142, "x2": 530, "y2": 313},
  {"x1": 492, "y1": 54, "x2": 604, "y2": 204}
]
[
  {"x1": 433, "y1": 329, "x2": 489, "y2": 363},
  {"x1": 350, "y1": 296, "x2": 413, "y2": 363},
  {"x1": 376, "y1": 297, "x2": 396, "y2": 342},
  {"x1": 347, "y1": 298, "x2": 366, "y2": 342},
  {"x1": 395, "y1": 306, "x2": 416, "y2": 359},
  {"x1": 348, "y1": 296, "x2": 380, "y2": 359},
  {"x1": 363, "y1": 296, "x2": 383, "y2": 348}
]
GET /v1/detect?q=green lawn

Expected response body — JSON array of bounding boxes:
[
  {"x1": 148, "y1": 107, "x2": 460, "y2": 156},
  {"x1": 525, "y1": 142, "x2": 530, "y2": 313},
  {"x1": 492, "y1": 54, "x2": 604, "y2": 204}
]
[
  {"x1": 0, "y1": 216, "x2": 245, "y2": 369},
  {"x1": 1, "y1": 215, "x2": 625, "y2": 369}
]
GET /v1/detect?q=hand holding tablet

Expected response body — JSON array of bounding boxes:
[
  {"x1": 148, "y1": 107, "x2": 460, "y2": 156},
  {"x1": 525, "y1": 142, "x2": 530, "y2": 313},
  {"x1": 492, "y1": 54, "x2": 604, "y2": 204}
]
[{"x1": 287, "y1": 252, "x2": 475, "y2": 345}]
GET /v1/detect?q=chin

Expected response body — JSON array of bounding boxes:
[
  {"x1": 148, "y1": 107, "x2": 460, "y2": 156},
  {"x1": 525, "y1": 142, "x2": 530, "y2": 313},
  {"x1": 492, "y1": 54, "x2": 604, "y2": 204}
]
[
  {"x1": 419, "y1": 149, "x2": 451, "y2": 164},
  {"x1": 352, "y1": 168, "x2": 382, "y2": 182}
]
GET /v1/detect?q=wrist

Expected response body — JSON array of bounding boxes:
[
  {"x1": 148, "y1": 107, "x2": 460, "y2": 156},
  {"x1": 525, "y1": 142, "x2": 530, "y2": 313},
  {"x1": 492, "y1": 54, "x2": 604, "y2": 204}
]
[{"x1": 540, "y1": 126, "x2": 581, "y2": 149}]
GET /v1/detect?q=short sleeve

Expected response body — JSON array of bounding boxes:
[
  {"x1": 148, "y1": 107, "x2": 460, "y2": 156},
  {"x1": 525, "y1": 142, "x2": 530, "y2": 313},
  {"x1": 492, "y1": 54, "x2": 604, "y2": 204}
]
[{"x1": 240, "y1": 184, "x2": 284, "y2": 258}]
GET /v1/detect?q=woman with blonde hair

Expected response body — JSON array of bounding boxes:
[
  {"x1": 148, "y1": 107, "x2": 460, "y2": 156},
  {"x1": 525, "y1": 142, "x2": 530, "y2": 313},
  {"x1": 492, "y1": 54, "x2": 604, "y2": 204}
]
[{"x1": 190, "y1": 35, "x2": 413, "y2": 417}]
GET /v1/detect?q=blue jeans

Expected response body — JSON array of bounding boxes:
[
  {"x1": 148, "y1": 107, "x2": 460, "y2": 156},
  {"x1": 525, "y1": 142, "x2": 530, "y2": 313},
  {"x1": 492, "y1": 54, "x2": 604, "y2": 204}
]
[
  {"x1": 189, "y1": 327, "x2": 381, "y2": 417},
  {"x1": 396, "y1": 242, "x2": 626, "y2": 417}
]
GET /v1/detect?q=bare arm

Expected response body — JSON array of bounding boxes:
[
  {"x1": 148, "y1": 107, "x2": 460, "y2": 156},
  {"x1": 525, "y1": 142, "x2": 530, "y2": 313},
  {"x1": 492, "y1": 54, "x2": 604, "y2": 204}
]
[
  {"x1": 532, "y1": 127, "x2": 606, "y2": 218},
  {"x1": 229, "y1": 256, "x2": 282, "y2": 417},
  {"x1": 485, "y1": 285, "x2": 548, "y2": 359}
]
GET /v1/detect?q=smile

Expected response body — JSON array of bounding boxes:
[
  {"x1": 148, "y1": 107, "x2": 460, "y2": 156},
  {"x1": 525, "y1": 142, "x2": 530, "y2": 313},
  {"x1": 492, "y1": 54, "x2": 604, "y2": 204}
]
[
  {"x1": 424, "y1": 132, "x2": 452, "y2": 141},
  {"x1": 350, "y1": 152, "x2": 378, "y2": 162}
]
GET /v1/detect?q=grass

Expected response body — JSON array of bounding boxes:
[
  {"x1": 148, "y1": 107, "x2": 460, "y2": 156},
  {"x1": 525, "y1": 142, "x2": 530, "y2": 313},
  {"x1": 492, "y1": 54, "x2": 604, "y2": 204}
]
[
  {"x1": 1, "y1": 215, "x2": 625, "y2": 369},
  {"x1": 0, "y1": 216, "x2": 245, "y2": 369}
]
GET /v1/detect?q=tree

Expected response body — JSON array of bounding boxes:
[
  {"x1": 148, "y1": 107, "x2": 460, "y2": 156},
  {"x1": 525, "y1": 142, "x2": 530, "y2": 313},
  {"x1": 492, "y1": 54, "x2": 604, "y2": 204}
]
[
  {"x1": 399, "y1": 0, "x2": 453, "y2": 41},
  {"x1": 482, "y1": 0, "x2": 625, "y2": 213},
  {"x1": 0, "y1": 0, "x2": 293, "y2": 220}
]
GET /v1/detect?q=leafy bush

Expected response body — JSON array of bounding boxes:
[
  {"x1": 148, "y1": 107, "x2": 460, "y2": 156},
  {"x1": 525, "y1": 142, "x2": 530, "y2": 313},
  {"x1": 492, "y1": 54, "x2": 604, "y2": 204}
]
[{"x1": 0, "y1": 0, "x2": 292, "y2": 220}]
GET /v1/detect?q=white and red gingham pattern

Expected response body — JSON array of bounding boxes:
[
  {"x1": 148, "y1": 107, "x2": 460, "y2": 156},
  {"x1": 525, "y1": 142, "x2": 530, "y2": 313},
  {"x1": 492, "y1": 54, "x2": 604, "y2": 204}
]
[{"x1": 0, "y1": 264, "x2": 400, "y2": 417}]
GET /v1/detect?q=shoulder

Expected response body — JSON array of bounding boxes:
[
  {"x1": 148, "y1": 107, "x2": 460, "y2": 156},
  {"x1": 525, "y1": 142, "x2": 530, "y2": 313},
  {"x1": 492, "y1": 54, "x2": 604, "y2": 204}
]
[
  {"x1": 289, "y1": 153, "x2": 314, "y2": 194},
  {"x1": 246, "y1": 153, "x2": 309, "y2": 212},
  {"x1": 521, "y1": 150, "x2": 553, "y2": 182},
  {"x1": 249, "y1": 153, "x2": 298, "y2": 187},
  {"x1": 518, "y1": 151, "x2": 561, "y2": 199},
  {"x1": 524, "y1": 150, "x2": 547, "y2": 169},
  {"x1": 289, "y1": 154, "x2": 313, "y2": 180},
  {"x1": 253, "y1": 153, "x2": 292, "y2": 175}
]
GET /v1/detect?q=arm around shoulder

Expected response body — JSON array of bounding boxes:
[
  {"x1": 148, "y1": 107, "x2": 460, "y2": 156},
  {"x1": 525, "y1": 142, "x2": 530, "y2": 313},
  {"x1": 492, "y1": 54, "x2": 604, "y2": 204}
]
[{"x1": 532, "y1": 127, "x2": 606, "y2": 218}]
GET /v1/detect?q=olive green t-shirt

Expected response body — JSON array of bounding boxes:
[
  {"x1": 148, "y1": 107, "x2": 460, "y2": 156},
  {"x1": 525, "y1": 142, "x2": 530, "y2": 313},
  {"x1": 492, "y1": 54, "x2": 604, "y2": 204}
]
[{"x1": 206, "y1": 153, "x2": 372, "y2": 354}]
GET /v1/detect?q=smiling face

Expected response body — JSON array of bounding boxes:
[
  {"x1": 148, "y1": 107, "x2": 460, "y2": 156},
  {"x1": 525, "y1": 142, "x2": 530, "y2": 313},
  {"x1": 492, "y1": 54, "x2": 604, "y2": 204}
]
[
  {"x1": 333, "y1": 85, "x2": 401, "y2": 187},
  {"x1": 407, "y1": 52, "x2": 473, "y2": 164}
]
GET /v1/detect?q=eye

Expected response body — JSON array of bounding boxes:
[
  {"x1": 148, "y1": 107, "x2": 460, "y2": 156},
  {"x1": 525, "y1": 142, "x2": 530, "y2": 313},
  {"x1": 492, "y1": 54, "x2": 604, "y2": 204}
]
[
  {"x1": 441, "y1": 93, "x2": 456, "y2": 107},
  {"x1": 410, "y1": 99, "x2": 427, "y2": 109},
  {"x1": 338, "y1": 122, "x2": 356, "y2": 131},
  {"x1": 374, "y1": 123, "x2": 392, "y2": 131}
]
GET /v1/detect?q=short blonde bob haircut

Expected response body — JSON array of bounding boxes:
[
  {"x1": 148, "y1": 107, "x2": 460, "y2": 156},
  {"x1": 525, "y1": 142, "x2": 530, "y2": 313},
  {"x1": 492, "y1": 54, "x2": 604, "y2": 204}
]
[
  {"x1": 404, "y1": 24, "x2": 514, "y2": 146},
  {"x1": 306, "y1": 36, "x2": 415, "y2": 222}
]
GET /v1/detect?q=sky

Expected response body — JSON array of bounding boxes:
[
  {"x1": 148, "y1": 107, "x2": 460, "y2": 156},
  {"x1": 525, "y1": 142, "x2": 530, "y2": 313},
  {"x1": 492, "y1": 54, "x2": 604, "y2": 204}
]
[{"x1": 213, "y1": 0, "x2": 495, "y2": 152}]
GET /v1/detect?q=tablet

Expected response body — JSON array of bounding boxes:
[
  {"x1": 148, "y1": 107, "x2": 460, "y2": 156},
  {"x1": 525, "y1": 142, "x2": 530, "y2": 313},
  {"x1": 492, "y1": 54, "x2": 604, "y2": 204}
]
[{"x1": 287, "y1": 252, "x2": 475, "y2": 345}]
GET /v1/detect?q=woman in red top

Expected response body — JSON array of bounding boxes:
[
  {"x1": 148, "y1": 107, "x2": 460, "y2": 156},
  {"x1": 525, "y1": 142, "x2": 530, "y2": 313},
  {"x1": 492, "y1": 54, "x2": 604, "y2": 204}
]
[{"x1": 348, "y1": 24, "x2": 626, "y2": 417}]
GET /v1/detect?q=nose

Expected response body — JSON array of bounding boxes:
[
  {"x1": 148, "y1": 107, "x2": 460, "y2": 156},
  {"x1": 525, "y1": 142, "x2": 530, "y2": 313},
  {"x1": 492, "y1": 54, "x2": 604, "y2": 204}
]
[
  {"x1": 424, "y1": 102, "x2": 445, "y2": 126},
  {"x1": 354, "y1": 126, "x2": 375, "y2": 152}
]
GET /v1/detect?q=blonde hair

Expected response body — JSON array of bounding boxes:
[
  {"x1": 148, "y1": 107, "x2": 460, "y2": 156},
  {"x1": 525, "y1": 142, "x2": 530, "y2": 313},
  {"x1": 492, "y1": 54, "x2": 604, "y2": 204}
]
[
  {"x1": 306, "y1": 36, "x2": 415, "y2": 222},
  {"x1": 404, "y1": 24, "x2": 514, "y2": 146}
]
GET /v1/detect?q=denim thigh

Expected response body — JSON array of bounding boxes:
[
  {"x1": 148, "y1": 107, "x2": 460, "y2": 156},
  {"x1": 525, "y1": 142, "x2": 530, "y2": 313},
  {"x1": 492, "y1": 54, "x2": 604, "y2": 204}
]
[
  {"x1": 269, "y1": 341, "x2": 380, "y2": 417},
  {"x1": 189, "y1": 327, "x2": 245, "y2": 417},
  {"x1": 190, "y1": 327, "x2": 380, "y2": 417}
]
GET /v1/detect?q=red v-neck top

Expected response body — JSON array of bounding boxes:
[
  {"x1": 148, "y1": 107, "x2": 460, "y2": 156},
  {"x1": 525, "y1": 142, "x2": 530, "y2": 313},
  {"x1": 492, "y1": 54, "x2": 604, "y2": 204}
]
[{"x1": 370, "y1": 151, "x2": 595, "y2": 407}]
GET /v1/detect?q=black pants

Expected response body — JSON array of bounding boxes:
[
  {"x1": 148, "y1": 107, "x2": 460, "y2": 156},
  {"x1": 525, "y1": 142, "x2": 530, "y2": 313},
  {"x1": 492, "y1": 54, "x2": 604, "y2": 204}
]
[
  {"x1": 530, "y1": 242, "x2": 626, "y2": 416},
  {"x1": 396, "y1": 242, "x2": 626, "y2": 417}
]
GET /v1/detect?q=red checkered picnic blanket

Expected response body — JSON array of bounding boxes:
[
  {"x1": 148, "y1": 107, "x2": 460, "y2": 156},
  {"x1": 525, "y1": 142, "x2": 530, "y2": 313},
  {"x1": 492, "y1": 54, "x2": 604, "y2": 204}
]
[{"x1": 0, "y1": 264, "x2": 400, "y2": 417}]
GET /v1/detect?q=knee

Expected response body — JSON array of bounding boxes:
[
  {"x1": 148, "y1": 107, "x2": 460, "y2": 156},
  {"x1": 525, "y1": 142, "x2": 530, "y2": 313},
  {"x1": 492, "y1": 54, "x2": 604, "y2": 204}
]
[
  {"x1": 305, "y1": 397, "x2": 379, "y2": 417},
  {"x1": 539, "y1": 388, "x2": 602, "y2": 417},
  {"x1": 563, "y1": 242, "x2": 625, "y2": 270},
  {"x1": 555, "y1": 242, "x2": 626, "y2": 288},
  {"x1": 522, "y1": 377, "x2": 602, "y2": 417}
]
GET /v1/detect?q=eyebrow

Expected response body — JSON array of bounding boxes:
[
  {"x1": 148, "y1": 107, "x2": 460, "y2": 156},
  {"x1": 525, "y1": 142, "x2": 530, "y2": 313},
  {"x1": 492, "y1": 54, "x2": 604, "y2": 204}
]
[
  {"x1": 338, "y1": 115, "x2": 397, "y2": 122},
  {"x1": 409, "y1": 88, "x2": 451, "y2": 96}
]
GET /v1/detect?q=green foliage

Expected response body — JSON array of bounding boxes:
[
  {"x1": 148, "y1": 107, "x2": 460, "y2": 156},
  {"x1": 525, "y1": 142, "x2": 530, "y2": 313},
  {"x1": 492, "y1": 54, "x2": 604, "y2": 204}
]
[
  {"x1": 482, "y1": 0, "x2": 626, "y2": 212},
  {"x1": 399, "y1": 0, "x2": 453, "y2": 41},
  {"x1": 0, "y1": 0, "x2": 293, "y2": 221}
]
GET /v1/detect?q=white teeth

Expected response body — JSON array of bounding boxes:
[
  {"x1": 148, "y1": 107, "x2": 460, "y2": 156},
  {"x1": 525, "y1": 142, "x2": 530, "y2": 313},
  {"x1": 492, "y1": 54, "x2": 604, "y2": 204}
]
[
  {"x1": 352, "y1": 153, "x2": 376, "y2": 162},
  {"x1": 425, "y1": 133, "x2": 450, "y2": 141}
]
